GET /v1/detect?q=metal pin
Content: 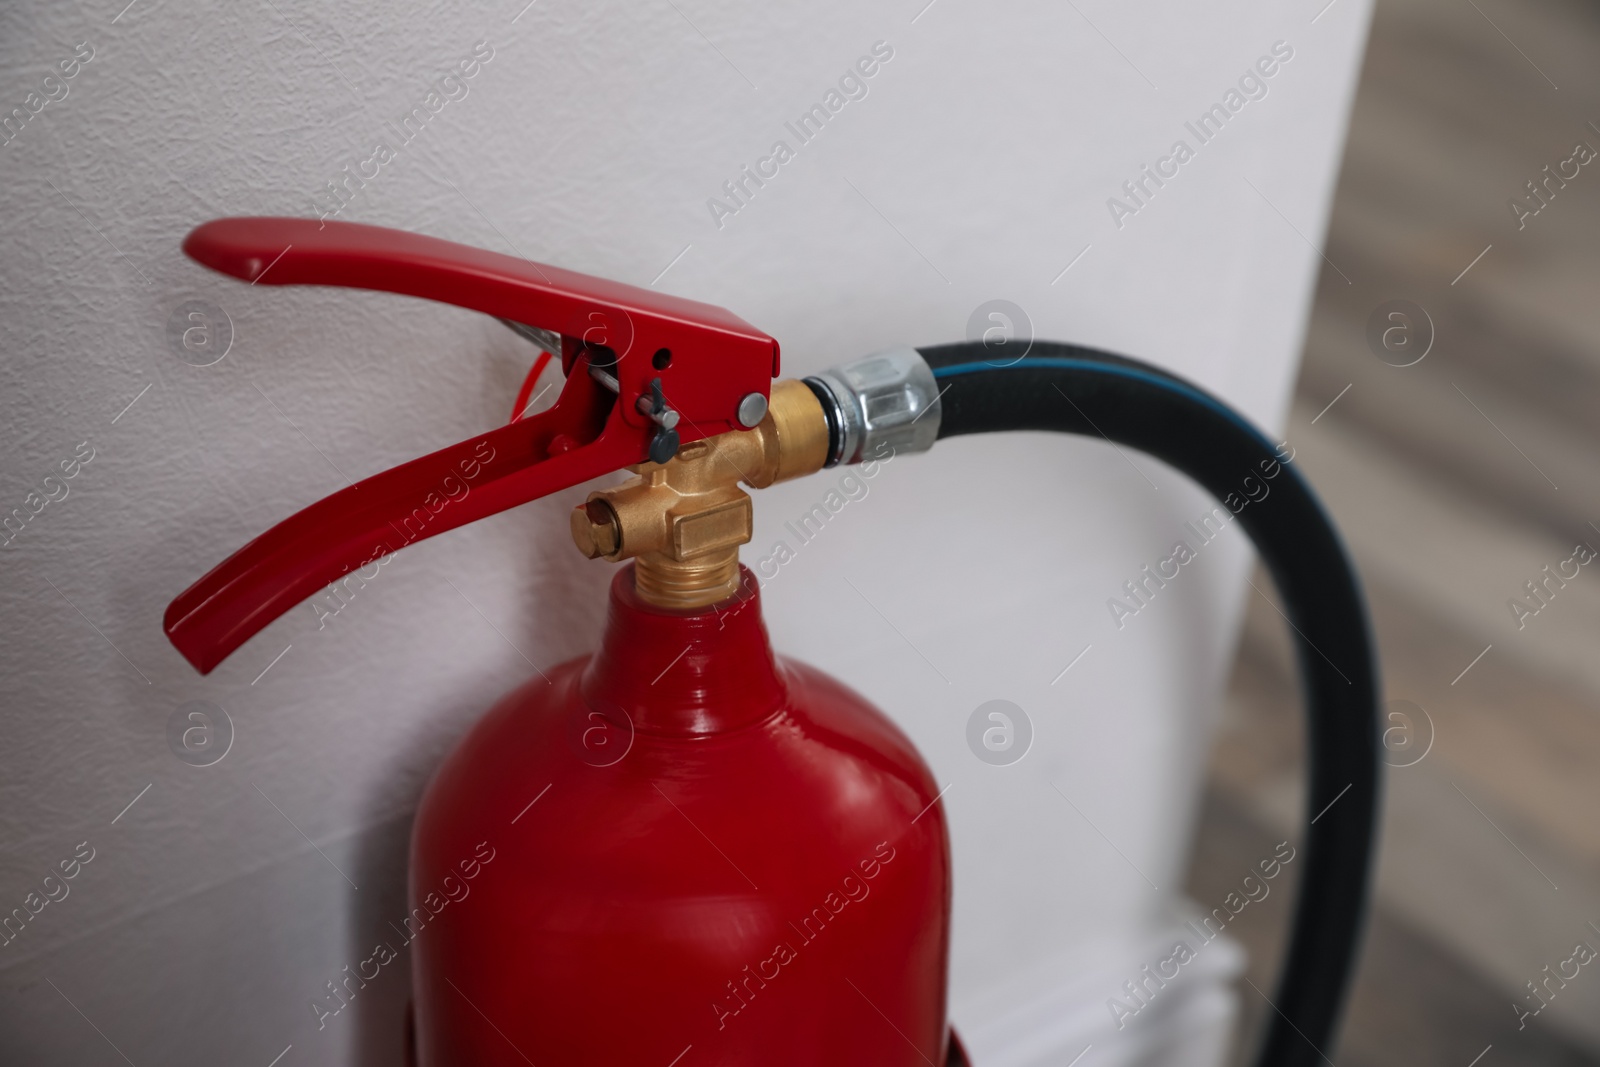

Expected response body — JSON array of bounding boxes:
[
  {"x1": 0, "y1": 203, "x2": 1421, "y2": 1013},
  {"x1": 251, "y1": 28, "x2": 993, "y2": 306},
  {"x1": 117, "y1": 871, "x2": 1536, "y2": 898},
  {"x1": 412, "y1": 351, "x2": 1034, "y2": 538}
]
[{"x1": 636, "y1": 395, "x2": 680, "y2": 429}]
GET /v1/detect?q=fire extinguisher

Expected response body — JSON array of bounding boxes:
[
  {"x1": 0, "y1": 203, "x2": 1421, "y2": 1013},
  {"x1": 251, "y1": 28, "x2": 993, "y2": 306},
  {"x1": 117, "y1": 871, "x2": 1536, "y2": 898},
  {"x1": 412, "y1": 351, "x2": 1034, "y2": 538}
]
[{"x1": 165, "y1": 217, "x2": 1379, "y2": 1067}]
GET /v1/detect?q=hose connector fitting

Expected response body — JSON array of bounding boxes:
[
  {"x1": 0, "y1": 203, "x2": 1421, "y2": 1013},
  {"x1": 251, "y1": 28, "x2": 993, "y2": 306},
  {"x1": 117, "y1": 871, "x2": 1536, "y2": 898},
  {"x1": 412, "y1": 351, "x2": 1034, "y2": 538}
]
[{"x1": 805, "y1": 347, "x2": 941, "y2": 467}]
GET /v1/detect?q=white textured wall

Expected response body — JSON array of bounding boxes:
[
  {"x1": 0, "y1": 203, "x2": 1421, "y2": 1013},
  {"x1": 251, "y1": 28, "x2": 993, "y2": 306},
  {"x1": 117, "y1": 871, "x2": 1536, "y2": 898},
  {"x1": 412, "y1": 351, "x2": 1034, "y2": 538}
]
[{"x1": 0, "y1": 1, "x2": 1370, "y2": 1064}]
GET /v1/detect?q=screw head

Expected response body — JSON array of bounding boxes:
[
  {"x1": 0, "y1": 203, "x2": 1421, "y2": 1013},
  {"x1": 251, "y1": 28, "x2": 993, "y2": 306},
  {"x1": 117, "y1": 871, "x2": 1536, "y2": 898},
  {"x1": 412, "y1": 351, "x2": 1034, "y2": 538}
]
[{"x1": 737, "y1": 391, "x2": 768, "y2": 428}]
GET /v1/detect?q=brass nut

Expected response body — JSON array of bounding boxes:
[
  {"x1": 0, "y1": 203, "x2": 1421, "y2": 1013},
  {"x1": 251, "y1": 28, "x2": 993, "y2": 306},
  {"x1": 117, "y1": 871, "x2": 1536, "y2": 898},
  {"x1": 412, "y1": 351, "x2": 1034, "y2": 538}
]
[{"x1": 570, "y1": 500, "x2": 621, "y2": 559}]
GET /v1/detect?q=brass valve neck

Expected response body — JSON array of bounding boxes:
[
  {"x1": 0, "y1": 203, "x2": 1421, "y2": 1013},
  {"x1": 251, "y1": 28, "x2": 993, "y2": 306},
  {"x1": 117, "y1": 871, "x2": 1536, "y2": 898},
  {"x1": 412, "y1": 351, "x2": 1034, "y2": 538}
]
[
  {"x1": 634, "y1": 547, "x2": 744, "y2": 608},
  {"x1": 570, "y1": 379, "x2": 831, "y2": 610}
]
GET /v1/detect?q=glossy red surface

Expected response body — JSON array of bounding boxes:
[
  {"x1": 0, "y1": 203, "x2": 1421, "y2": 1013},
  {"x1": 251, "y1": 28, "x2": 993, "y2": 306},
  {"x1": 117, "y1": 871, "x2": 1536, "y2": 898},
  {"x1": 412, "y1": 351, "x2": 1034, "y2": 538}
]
[
  {"x1": 182, "y1": 218, "x2": 779, "y2": 374},
  {"x1": 408, "y1": 567, "x2": 953, "y2": 1065},
  {"x1": 165, "y1": 217, "x2": 778, "y2": 674}
]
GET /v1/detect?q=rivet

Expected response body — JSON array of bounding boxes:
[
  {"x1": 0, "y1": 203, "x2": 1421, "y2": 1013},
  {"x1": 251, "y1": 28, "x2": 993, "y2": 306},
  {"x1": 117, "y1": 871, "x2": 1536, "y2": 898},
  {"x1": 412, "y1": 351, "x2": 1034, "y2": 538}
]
[{"x1": 737, "y1": 392, "x2": 768, "y2": 428}]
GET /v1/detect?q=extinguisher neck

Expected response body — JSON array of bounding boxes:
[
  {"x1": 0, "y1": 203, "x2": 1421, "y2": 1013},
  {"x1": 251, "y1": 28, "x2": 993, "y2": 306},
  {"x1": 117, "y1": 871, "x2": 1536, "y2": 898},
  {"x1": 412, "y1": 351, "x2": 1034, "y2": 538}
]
[{"x1": 579, "y1": 564, "x2": 786, "y2": 736}]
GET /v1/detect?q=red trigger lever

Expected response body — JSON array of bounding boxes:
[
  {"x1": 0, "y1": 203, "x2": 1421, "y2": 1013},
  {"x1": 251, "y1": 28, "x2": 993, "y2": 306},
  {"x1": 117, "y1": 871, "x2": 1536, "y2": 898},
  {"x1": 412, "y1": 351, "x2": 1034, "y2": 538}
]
[{"x1": 165, "y1": 217, "x2": 780, "y2": 675}]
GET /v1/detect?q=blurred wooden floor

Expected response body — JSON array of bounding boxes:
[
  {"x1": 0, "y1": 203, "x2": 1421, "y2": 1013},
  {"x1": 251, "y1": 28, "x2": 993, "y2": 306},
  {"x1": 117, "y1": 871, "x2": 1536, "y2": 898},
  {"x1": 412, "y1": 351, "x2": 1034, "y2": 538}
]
[{"x1": 1187, "y1": 0, "x2": 1600, "y2": 1063}]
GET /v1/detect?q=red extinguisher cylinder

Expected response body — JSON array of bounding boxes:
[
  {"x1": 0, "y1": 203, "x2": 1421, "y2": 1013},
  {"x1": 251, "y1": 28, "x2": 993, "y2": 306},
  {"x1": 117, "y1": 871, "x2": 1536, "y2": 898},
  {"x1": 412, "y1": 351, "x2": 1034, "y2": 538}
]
[{"x1": 408, "y1": 567, "x2": 953, "y2": 1065}]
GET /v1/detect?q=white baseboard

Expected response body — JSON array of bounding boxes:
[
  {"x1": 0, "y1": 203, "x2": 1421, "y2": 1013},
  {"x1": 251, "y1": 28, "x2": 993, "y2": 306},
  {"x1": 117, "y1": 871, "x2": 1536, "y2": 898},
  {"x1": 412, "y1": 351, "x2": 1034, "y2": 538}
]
[{"x1": 953, "y1": 915, "x2": 1246, "y2": 1067}]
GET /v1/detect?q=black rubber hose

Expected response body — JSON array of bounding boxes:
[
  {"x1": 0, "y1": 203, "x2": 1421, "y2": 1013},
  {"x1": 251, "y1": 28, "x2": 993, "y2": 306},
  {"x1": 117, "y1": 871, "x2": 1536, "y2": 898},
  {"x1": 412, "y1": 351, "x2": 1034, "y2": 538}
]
[{"x1": 920, "y1": 340, "x2": 1380, "y2": 1067}]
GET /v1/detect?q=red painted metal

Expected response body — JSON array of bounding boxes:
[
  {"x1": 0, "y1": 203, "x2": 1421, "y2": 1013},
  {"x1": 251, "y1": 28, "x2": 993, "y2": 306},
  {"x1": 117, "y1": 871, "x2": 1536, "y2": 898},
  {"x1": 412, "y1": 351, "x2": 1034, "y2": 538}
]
[
  {"x1": 165, "y1": 218, "x2": 778, "y2": 673},
  {"x1": 166, "y1": 217, "x2": 955, "y2": 1065},
  {"x1": 407, "y1": 567, "x2": 952, "y2": 1066}
]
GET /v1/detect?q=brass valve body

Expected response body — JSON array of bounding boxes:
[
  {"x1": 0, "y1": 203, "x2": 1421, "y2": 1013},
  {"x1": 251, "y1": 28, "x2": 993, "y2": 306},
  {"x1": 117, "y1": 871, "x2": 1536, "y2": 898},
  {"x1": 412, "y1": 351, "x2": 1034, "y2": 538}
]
[{"x1": 569, "y1": 379, "x2": 830, "y2": 609}]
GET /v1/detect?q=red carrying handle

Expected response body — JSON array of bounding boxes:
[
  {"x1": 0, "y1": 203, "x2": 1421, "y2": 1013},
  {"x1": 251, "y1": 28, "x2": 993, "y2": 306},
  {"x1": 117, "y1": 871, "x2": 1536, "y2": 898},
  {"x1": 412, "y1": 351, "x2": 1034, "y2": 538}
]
[{"x1": 166, "y1": 217, "x2": 779, "y2": 674}]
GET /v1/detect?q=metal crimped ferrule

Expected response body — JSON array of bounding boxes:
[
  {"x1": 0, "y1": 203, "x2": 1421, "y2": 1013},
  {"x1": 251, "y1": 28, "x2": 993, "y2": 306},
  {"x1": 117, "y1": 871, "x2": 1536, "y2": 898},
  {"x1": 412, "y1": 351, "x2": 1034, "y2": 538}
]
[{"x1": 804, "y1": 347, "x2": 941, "y2": 467}]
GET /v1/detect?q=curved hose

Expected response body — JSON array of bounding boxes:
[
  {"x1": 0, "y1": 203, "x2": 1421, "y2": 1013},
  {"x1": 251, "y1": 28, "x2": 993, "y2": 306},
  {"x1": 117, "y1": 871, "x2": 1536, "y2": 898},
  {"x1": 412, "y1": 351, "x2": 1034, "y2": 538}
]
[{"x1": 919, "y1": 340, "x2": 1380, "y2": 1067}]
